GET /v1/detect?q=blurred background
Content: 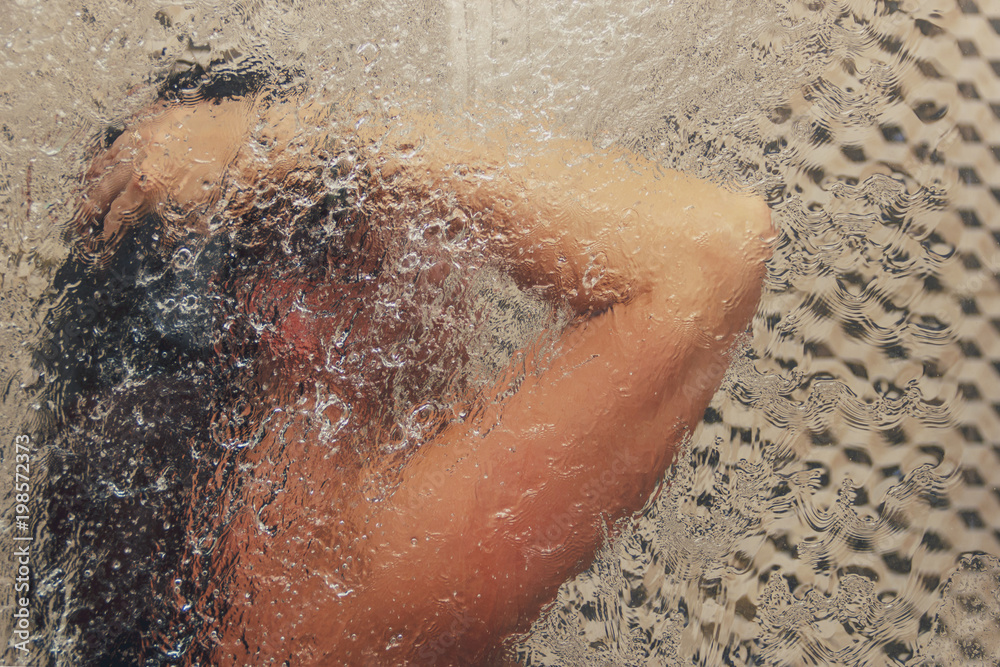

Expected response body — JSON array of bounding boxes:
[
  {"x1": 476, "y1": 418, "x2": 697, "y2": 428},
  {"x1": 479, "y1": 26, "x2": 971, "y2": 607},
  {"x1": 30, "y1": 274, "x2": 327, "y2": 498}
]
[{"x1": 1, "y1": 0, "x2": 997, "y2": 664}]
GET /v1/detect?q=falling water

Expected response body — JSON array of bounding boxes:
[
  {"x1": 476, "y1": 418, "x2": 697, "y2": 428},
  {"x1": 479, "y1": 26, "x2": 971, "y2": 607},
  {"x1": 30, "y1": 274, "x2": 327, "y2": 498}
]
[{"x1": 0, "y1": 0, "x2": 996, "y2": 665}]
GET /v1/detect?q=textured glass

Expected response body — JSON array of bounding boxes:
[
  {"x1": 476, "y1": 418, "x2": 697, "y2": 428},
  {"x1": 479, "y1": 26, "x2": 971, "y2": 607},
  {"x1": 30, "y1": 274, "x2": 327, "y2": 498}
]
[{"x1": 0, "y1": 0, "x2": 995, "y2": 665}]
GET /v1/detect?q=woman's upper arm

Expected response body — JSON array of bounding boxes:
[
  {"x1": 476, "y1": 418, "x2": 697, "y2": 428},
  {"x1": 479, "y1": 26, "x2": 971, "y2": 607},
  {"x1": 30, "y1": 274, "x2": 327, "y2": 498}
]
[{"x1": 351, "y1": 129, "x2": 773, "y2": 662}]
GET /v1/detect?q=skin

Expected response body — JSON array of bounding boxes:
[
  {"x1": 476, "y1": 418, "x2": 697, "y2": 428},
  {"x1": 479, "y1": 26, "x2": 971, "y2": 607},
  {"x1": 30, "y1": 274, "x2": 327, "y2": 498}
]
[{"x1": 72, "y1": 92, "x2": 773, "y2": 665}]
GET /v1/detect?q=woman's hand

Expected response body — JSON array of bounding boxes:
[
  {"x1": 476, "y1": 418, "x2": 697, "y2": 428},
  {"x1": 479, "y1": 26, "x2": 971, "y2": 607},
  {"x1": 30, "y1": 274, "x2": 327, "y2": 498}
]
[{"x1": 71, "y1": 99, "x2": 253, "y2": 262}]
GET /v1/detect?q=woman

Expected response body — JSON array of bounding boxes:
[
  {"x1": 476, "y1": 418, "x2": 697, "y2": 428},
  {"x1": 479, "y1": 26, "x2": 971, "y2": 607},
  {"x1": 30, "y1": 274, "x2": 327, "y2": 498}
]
[{"x1": 61, "y1": 69, "x2": 772, "y2": 665}]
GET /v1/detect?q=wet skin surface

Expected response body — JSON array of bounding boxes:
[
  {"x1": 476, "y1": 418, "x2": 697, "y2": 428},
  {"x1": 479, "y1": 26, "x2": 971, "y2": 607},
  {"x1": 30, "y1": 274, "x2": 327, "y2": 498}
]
[{"x1": 71, "y1": 94, "x2": 773, "y2": 665}]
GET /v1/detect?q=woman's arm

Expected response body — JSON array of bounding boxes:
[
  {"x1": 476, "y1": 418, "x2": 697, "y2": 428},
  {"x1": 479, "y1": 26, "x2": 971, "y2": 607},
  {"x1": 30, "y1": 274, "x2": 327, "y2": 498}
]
[{"x1": 327, "y1": 126, "x2": 772, "y2": 664}]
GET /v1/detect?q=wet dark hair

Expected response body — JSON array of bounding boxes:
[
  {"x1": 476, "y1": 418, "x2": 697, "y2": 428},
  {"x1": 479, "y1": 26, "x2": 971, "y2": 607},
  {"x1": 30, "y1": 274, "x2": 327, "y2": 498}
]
[
  {"x1": 35, "y1": 61, "x2": 290, "y2": 667},
  {"x1": 99, "y1": 54, "x2": 302, "y2": 151}
]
